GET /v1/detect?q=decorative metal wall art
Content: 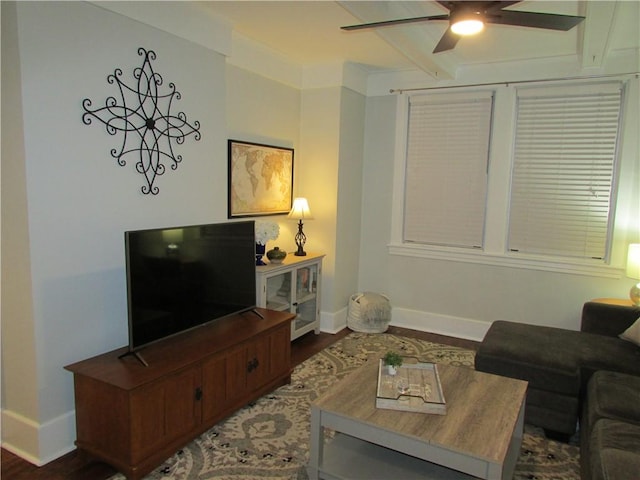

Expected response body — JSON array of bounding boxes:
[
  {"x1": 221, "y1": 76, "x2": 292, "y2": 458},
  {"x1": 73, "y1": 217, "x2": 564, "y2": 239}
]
[{"x1": 82, "y1": 48, "x2": 201, "y2": 195}]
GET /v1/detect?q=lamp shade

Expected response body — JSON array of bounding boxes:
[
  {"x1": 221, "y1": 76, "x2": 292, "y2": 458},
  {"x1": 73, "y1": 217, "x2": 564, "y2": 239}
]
[
  {"x1": 288, "y1": 197, "x2": 313, "y2": 220},
  {"x1": 627, "y1": 243, "x2": 640, "y2": 279}
]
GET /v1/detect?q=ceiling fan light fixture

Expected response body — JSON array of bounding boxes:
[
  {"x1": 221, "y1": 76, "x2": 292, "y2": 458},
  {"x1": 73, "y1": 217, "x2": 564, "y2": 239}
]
[
  {"x1": 450, "y1": 10, "x2": 485, "y2": 36},
  {"x1": 451, "y1": 19, "x2": 484, "y2": 35}
]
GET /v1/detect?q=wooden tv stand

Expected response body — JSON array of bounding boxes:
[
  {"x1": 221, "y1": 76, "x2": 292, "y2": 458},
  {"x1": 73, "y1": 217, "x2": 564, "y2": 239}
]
[{"x1": 65, "y1": 308, "x2": 294, "y2": 480}]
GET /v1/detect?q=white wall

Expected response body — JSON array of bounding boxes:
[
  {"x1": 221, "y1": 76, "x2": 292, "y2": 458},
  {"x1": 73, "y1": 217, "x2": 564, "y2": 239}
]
[
  {"x1": 334, "y1": 88, "x2": 365, "y2": 315},
  {"x1": 225, "y1": 64, "x2": 302, "y2": 253},
  {"x1": 3, "y1": 0, "x2": 228, "y2": 463},
  {"x1": 1, "y1": 0, "x2": 40, "y2": 451},
  {"x1": 298, "y1": 84, "x2": 365, "y2": 329},
  {"x1": 299, "y1": 88, "x2": 342, "y2": 312}
]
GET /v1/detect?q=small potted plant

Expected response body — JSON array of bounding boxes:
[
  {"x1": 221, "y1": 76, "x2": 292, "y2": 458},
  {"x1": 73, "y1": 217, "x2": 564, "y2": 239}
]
[{"x1": 383, "y1": 351, "x2": 403, "y2": 375}]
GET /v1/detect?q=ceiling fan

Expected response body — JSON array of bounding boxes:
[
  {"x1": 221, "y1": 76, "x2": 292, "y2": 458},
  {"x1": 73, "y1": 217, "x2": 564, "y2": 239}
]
[{"x1": 341, "y1": 1, "x2": 585, "y2": 54}]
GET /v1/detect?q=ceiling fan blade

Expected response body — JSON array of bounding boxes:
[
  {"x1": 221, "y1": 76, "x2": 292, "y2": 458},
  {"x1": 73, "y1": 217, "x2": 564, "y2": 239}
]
[
  {"x1": 484, "y1": 1, "x2": 522, "y2": 13},
  {"x1": 433, "y1": 29, "x2": 460, "y2": 53},
  {"x1": 435, "y1": 1, "x2": 454, "y2": 10},
  {"x1": 438, "y1": 1, "x2": 521, "y2": 13},
  {"x1": 487, "y1": 10, "x2": 585, "y2": 31},
  {"x1": 341, "y1": 14, "x2": 449, "y2": 31}
]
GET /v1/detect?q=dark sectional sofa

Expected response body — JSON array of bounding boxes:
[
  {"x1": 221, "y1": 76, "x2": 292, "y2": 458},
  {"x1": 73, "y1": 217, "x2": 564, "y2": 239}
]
[
  {"x1": 475, "y1": 301, "x2": 640, "y2": 480},
  {"x1": 582, "y1": 370, "x2": 640, "y2": 480}
]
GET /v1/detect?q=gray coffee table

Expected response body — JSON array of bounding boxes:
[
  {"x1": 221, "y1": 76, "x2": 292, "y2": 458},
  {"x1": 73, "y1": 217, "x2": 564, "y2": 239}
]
[{"x1": 308, "y1": 361, "x2": 527, "y2": 480}]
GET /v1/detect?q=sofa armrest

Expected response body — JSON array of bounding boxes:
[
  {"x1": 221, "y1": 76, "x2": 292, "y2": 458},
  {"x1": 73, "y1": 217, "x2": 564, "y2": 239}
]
[{"x1": 580, "y1": 301, "x2": 640, "y2": 337}]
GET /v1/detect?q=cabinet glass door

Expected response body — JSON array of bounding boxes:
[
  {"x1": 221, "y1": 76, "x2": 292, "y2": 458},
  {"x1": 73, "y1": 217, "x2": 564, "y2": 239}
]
[
  {"x1": 294, "y1": 264, "x2": 318, "y2": 332},
  {"x1": 265, "y1": 271, "x2": 292, "y2": 312}
]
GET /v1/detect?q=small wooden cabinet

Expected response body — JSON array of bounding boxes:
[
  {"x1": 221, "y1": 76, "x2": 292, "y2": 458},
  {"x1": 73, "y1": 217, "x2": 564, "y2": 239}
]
[
  {"x1": 256, "y1": 253, "x2": 324, "y2": 340},
  {"x1": 65, "y1": 308, "x2": 294, "y2": 480}
]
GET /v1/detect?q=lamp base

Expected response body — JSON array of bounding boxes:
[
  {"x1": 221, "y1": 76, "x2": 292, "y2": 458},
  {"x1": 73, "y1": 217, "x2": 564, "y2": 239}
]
[
  {"x1": 631, "y1": 282, "x2": 640, "y2": 306},
  {"x1": 294, "y1": 220, "x2": 307, "y2": 256}
]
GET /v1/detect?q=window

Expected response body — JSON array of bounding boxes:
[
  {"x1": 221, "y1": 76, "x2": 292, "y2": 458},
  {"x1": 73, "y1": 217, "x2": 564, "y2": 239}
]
[
  {"x1": 390, "y1": 77, "x2": 634, "y2": 275},
  {"x1": 403, "y1": 91, "x2": 494, "y2": 248},
  {"x1": 508, "y1": 82, "x2": 624, "y2": 261}
]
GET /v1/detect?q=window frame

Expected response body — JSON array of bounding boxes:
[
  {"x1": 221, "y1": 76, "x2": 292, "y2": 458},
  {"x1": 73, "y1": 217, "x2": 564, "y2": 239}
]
[{"x1": 389, "y1": 77, "x2": 638, "y2": 279}]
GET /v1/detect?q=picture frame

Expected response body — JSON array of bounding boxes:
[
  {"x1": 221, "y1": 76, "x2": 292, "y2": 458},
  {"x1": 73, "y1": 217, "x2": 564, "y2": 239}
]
[{"x1": 228, "y1": 140, "x2": 294, "y2": 218}]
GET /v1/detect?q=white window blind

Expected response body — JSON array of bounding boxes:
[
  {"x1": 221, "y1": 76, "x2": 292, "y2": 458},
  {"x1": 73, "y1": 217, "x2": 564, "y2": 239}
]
[
  {"x1": 403, "y1": 91, "x2": 494, "y2": 248},
  {"x1": 508, "y1": 81, "x2": 624, "y2": 260}
]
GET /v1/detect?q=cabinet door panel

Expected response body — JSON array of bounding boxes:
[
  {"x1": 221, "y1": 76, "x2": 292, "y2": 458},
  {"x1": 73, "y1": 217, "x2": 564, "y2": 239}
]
[
  {"x1": 165, "y1": 369, "x2": 202, "y2": 437},
  {"x1": 130, "y1": 382, "x2": 165, "y2": 462},
  {"x1": 246, "y1": 335, "x2": 270, "y2": 392},
  {"x1": 130, "y1": 368, "x2": 200, "y2": 462},
  {"x1": 201, "y1": 354, "x2": 228, "y2": 423},
  {"x1": 225, "y1": 345, "x2": 248, "y2": 402},
  {"x1": 265, "y1": 272, "x2": 292, "y2": 311},
  {"x1": 269, "y1": 326, "x2": 291, "y2": 377}
]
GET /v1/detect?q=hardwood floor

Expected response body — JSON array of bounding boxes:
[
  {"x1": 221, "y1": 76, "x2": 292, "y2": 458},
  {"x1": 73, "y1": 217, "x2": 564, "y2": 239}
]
[{"x1": 1, "y1": 327, "x2": 478, "y2": 480}]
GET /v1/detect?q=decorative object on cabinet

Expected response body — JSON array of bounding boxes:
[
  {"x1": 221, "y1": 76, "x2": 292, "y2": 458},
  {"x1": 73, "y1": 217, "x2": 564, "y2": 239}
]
[
  {"x1": 288, "y1": 197, "x2": 313, "y2": 256},
  {"x1": 255, "y1": 220, "x2": 280, "y2": 245},
  {"x1": 255, "y1": 243, "x2": 267, "y2": 266},
  {"x1": 228, "y1": 140, "x2": 294, "y2": 218},
  {"x1": 626, "y1": 243, "x2": 640, "y2": 305},
  {"x1": 266, "y1": 246, "x2": 287, "y2": 264},
  {"x1": 255, "y1": 220, "x2": 280, "y2": 266},
  {"x1": 82, "y1": 47, "x2": 201, "y2": 195},
  {"x1": 256, "y1": 253, "x2": 324, "y2": 340}
]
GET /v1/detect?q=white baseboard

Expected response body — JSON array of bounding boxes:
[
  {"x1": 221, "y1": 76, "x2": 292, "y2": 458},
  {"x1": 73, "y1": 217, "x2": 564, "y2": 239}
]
[
  {"x1": 319, "y1": 306, "x2": 348, "y2": 334},
  {"x1": 389, "y1": 307, "x2": 490, "y2": 342},
  {"x1": 1, "y1": 409, "x2": 76, "y2": 466},
  {"x1": 320, "y1": 306, "x2": 490, "y2": 342}
]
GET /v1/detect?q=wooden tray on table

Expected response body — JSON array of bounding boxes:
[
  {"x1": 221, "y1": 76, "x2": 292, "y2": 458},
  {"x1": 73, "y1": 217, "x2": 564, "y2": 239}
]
[{"x1": 376, "y1": 359, "x2": 446, "y2": 414}]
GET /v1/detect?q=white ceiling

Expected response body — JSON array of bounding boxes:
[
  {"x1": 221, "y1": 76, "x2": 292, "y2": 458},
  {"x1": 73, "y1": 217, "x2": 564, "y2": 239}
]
[{"x1": 201, "y1": 1, "x2": 639, "y2": 79}]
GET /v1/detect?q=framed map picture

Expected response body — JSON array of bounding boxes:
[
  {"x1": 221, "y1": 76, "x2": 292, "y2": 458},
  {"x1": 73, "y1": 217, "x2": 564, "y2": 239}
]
[{"x1": 228, "y1": 140, "x2": 294, "y2": 218}]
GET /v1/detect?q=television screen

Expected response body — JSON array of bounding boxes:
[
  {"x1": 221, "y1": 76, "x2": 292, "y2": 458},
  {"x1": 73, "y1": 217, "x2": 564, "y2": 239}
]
[{"x1": 125, "y1": 221, "x2": 256, "y2": 351}]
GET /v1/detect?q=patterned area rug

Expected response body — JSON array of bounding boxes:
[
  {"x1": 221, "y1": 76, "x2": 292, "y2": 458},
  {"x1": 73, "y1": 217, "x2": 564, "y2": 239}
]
[{"x1": 109, "y1": 332, "x2": 580, "y2": 479}]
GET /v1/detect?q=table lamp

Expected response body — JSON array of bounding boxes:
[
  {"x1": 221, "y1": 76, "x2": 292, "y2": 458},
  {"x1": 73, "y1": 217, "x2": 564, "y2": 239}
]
[
  {"x1": 626, "y1": 243, "x2": 640, "y2": 306},
  {"x1": 288, "y1": 197, "x2": 313, "y2": 256}
]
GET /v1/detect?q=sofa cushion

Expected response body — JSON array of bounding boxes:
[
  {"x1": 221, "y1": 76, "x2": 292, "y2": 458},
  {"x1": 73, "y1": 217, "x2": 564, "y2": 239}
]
[
  {"x1": 589, "y1": 419, "x2": 640, "y2": 480},
  {"x1": 585, "y1": 371, "x2": 640, "y2": 428},
  {"x1": 620, "y1": 317, "x2": 640, "y2": 346},
  {"x1": 579, "y1": 332, "x2": 640, "y2": 385},
  {"x1": 475, "y1": 320, "x2": 581, "y2": 396},
  {"x1": 581, "y1": 302, "x2": 640, "y2": 337}
]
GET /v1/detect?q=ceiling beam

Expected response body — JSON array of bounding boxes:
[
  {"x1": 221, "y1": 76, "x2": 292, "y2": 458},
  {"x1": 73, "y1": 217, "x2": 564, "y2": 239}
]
[
  {"x1": 578, "y1": 1, "x2": 618, "y2": 69},
  {"x1": 338, "y1": 1, "x2": 457, "y2": 79}
]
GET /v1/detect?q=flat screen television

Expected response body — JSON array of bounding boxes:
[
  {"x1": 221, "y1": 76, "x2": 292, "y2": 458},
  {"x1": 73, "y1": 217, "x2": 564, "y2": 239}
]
[{"x1": 124, "y1": 221, "x2": 257, "y2": 356}]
